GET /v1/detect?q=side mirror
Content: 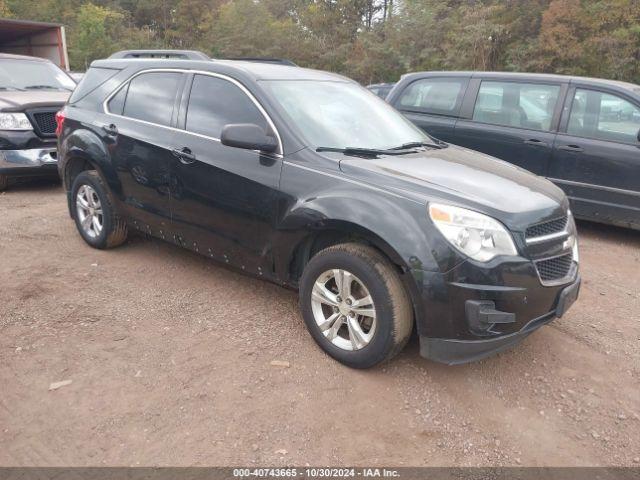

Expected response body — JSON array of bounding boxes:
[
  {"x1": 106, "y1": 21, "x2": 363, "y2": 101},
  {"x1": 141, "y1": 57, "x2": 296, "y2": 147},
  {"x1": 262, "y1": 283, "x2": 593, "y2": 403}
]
[{"x1": 220, "y1": 124, "x2": 278, "y2": 153}]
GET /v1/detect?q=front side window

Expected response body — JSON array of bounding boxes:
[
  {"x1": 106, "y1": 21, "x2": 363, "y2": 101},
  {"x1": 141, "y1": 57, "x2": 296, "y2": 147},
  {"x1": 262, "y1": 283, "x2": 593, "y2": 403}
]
[
  {"x1": 120, "y1": 72, "x2": 182, "y2": 126},
  {"x1": 0, "y1": 59, "x2": 76, "y2": 92},
  {"x1": 473, "y1": 81, "x2": 560, "y2": 132},
  {"x1": 263, "y1": 80, "x2": 429, "y2": 150},
  {"x1": 185, "y1": 75, "x2": 268, "y2": 139},
  {"x1": 567, "y1": 89, "x2": 640, "y2": 144},
  {"x1": 397, "y1": 78, "x2": 465, "y2": 115}
]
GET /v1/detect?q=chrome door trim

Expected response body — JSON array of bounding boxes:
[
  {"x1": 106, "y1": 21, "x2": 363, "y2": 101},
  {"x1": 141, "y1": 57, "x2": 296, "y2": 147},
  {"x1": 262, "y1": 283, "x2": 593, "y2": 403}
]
[{"x1": 102, "y1": 67, "x2": 284, "y2": 157}]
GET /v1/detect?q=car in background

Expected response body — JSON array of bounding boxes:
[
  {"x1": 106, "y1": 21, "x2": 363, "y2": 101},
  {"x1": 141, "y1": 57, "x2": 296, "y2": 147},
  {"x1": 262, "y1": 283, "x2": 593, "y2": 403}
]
[
  {"x1": 57, "y1": 52, "x2": 580, "y2": 368},
  {"x1": 0, "y1": 53, "x2": 75, "y2": 191},
  {"x1": 387, "y1": 72, "x2": 640, "y2": 230},
  {"x1": 69, "y1": 72, "x2": 84, "y2": 83},
  {"x1": 367, "y1": 82, "x2": 395, "y2": 99}
]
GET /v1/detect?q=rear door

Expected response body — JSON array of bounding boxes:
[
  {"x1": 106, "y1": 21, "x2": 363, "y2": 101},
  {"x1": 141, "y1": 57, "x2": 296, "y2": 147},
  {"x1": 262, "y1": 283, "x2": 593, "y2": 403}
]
[
  {"x1": 169, "y1": 72, "x2": 283, "y2": 274},
  {"x1": 549, "y1": 86, "x2": 640, "y2": 227},
  {"x1": 453, "y1": 78, "x2": 565, "y2": 176},
  {"x1": 102, "y1": 70, "x2": 185, "y2": 230},
  {"x1": 390, "y1": 76, "x2": 469, "y2": 143}
]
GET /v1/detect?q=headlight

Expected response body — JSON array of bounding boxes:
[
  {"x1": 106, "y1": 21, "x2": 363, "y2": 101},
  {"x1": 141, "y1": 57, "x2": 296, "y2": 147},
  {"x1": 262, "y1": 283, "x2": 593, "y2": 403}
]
[
  {"x1": 429, "y1": 203, "x2": 518, "y2": 262},
  {"x1": 0, "y1": 112, "x2": 33, "y2": 131}
]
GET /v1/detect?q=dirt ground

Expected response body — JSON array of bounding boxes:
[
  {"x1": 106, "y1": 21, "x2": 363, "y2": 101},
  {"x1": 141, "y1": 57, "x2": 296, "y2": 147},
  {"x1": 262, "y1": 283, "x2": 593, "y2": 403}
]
[{"x1": 0, "y1": 179, "x2": 638, "y2": 467}]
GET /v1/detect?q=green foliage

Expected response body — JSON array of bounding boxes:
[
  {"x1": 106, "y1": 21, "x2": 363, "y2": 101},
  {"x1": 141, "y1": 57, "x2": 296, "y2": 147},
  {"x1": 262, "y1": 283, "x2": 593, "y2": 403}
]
[
  {"x1": 4, "y1": 0, "x2": 640, "y2": 84},
  {"x1": 69, "y1": 3, "x2": 124, "y2": 69}
]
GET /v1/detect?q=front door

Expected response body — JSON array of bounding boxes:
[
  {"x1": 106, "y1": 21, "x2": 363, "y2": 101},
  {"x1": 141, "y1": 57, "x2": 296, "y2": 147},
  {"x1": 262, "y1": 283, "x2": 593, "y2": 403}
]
[
  {"x1": 169, "y1": 73, "x2": 282, "y2": 275},
  {"x1": 549, "y1": 87, "x2": 640, "y2": 227},
  {"x1": 102, "y1": 70, "x2": 185, "y2": 231},
  {"x1": 454, "y1": 80, "x2": 563, "y2": 175}
]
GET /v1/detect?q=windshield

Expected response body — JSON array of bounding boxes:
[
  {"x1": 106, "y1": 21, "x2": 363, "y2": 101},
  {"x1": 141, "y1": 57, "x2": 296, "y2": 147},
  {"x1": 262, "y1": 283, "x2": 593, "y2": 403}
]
[
  {"x1": 262, "y1": 80, "x2": 430, "y2": 150},
  {"x1": 0, "y1": 59, "x2": 76, "y2": 92}
]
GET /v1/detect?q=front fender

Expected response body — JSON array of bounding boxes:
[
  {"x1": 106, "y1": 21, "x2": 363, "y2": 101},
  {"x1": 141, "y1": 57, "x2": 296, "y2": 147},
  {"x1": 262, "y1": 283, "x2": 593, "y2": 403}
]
[{"x1": 276, "y1": 190, "x2": 435, "y2": 272}]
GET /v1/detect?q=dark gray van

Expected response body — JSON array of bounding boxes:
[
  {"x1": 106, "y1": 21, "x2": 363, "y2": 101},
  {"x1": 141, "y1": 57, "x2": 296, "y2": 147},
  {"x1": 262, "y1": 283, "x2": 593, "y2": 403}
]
[{"x1": 387, "y1": 72, "x2": 640, "y2": 230}]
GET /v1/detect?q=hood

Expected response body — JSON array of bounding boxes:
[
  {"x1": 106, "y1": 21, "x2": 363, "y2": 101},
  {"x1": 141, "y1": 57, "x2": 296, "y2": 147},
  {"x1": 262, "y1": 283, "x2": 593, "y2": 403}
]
[
  {"x1": 0, "y1": 91, "x2": 70, "y2": 111},
  {"x1": 337, "y1": 145, "x2": 568, "y2": 231}
]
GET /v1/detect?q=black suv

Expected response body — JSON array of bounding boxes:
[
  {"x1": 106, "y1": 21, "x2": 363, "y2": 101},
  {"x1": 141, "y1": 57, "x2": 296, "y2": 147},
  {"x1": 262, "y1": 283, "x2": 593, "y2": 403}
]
[
  {"x1": 387, "y1": 71, "x2": 640, "y2": 230},
  {"x1": 0, "y1": 53, "x2": 75, "y2": 191},
  {"x1": 57, "y1": 52, "x2": 580, "y2": 368}
]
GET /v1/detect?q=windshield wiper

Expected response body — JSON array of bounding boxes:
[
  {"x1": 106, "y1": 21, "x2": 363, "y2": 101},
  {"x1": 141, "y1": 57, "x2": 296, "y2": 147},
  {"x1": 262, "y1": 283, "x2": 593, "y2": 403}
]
[
  {"x1": 24, "y1": 85, "x2": 71, "y2": 91},
  {"x1": 389, "y1": 141, "x2": 446, "y2": 150},
  {"x1": 316, "y1": 146, "x2": 419, "y2": 157},
  {"x1": 0, "y1": 86, "x2": 25, "y2": 91}
]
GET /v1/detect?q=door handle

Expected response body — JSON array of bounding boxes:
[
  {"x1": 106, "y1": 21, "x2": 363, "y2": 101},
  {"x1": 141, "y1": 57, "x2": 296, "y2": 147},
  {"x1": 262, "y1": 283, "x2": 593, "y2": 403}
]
[
  {"x1": 172, "y1": 147, "x2": 197, "y2": 165},
  {"x1": 524, "y1": 138, "x2": 548, "y2": 147},
  {"x1": 101, "y1": 123, "x2": 118, "y2": 136},
  {"x1": 557, "y1": 144, "x2": 583, "y2": 152}
]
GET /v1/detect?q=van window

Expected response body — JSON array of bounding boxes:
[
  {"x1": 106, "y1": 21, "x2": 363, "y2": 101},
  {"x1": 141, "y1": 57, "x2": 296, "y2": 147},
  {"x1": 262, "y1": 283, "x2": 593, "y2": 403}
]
[
  {"x1": 185, "y1": 74, "x2": 267, "y2": 139},
  {"x1": 567, "y1": 89, "x2": 640, "y2": 144},
  {"x1": 473, "y1": 81, "x2": 560, "y2": 132},
  {"x1": 397, "y1": 78, "x2": 466, "y2": 115},
  {"x1": 121, "y1": 72, "x2": 182, "y2": 126}
]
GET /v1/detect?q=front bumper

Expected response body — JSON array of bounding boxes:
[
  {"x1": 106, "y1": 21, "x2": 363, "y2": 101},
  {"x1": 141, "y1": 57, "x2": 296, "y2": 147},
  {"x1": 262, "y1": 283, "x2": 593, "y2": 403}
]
[
  {"x1": 421, "y1": 274, "x2": 580, "y2": 364},
  {"x1": 0, "y1": 148, "x2": 58, "y2": 175},
  {"x1": 413, "y1": 255, "x2": 580, "y2": 364}
]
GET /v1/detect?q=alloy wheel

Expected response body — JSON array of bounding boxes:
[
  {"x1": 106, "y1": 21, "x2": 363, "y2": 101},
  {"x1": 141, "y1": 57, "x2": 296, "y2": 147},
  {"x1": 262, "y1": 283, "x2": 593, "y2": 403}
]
[
  {"x1": 76, "y1": 184, "x2": 104, "y2": 239},
  {"x1": 310, "y1": 269, "x2": 377, "y2": 351}
]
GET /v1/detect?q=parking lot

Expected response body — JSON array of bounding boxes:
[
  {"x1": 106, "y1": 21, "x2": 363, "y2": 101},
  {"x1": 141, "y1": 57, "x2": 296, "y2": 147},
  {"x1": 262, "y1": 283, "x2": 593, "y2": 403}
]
[{"x1": 0, "y1": 179, "x2": 638, "y2": 467}]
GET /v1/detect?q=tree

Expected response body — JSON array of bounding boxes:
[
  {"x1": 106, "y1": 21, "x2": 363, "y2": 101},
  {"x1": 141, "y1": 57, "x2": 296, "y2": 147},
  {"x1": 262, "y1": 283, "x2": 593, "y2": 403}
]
[
  {"x1": 69, "y1": 3, "x2": 124, "y2": 70},
  {"x1": 0, "y1": 0, "x2": 11, "y2": 17}
]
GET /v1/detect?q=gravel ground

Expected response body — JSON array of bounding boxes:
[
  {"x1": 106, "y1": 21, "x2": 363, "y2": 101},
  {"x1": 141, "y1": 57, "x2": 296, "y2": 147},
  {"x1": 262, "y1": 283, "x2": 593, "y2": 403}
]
[{"x1": 0, "y1": 179, "x2": 638, "y2": 467}]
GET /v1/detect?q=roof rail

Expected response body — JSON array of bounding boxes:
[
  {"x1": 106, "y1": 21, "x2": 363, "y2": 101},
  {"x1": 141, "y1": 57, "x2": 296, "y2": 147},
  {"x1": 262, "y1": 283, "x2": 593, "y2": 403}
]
[
  {"x1": 109, "y1": 50, "x2": 210, "y2": 60},
  {"x1": 223, "y1": 57, "x2": 298, "y2": 67}
]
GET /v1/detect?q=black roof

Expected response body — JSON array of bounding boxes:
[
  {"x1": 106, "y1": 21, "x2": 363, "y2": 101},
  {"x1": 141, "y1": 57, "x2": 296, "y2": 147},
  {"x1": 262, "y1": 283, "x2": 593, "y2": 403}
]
[
  {"x1": 222, "y1": 57, "x2": 298, "y2": 67},
  {"x1": 92, "y1": 57, "x2": 351, "y2": 83}
]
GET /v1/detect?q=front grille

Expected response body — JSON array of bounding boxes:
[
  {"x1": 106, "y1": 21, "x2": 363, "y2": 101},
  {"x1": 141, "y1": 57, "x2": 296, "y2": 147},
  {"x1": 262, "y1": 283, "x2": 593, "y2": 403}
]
[
  {"x1": 526, "y1": 216, "x2": 568, "y2": 239},
  {"x1": 535, "y1": 253, "x2": 573, "y2": 283},
  {"x1": 31, "y1": 111, "x2": 57, "y2": 136}
]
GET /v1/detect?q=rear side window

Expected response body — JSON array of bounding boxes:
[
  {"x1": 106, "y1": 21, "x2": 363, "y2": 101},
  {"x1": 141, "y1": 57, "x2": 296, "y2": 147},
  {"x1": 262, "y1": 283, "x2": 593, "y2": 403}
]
[
  {"x1": 120, "y1": 72, "x2": 182, "y2": 126},
  {"x1": 185, "y1": 74, "x2": 268, "y2": 138},
  {"x1": 69, "y1": 67, "x2": 120, "y2": 104},
  {"x1": 107, "y1": 84, "x2": 128, "y2": 115},
  {"x1": 396, "y1": 78, "x2": 466, "y2": 115},
  {"x1": 473, "y1": 81, "x2": 560, "y2": 132},
  {"x1": 567, "y1": 89, "x2": 640, "y2": 144}
]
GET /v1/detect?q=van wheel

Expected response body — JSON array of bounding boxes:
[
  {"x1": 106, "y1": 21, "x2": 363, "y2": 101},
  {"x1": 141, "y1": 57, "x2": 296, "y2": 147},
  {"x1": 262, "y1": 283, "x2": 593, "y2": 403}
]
[
  {"x1": 71, "y1": 170, "x2": 128, "y2": 249},
  {"x1": 299, "y1": 243, "x2": 413, "y2": 368},
  {"x1": 0, "y1": 175, "x2": 8, "y2": 191}
]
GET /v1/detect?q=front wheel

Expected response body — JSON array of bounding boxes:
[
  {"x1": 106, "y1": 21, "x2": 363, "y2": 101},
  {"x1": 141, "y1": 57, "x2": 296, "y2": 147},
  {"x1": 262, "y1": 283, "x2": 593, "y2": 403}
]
[
  {"x1": 0, "y1": 175, "x2": 8, "y2": 192},
  {"x1": 299, "y1": 243, "x2": 413, "y2": 368},
  {"x1": 71, "y1": 170, "x2": 128, "y2": 249}
]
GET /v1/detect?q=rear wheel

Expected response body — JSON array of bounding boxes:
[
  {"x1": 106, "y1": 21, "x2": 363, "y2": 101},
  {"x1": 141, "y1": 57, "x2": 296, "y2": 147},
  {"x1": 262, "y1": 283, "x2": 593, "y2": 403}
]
[
  {"x1": 299, "y1": 243, "x2": 413, "y2": 368},
  {"x1": 71, "y1": 170, "x2": 128, "y2": 249},
  {"x1": 0, "y1": 175, "x2": 8, "y2": 192}
]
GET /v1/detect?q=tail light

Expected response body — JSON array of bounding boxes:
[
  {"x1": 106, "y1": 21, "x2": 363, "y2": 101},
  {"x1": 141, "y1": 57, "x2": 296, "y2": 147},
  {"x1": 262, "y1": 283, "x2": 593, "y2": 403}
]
[{"x1": 55, "y1": 110, "x2": 65, "y2": 137}]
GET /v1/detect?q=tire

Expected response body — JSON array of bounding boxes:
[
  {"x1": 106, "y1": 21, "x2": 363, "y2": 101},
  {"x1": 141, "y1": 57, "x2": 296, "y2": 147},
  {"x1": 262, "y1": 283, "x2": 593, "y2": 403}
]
[
  {"x1": 71, "y1": 170, "x2": 128, "y2": 249},
  {"x1": 0, "y1": 175, "x2": 8, "y2": 192},
  {"x1": 299, "y1": 242, "x2": 413, "y2": 368}
]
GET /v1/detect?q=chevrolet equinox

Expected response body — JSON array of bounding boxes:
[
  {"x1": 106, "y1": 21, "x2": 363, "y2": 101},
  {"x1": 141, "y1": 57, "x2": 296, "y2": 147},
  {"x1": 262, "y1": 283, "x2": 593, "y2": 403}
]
[{"x1": 57, "y1": 51, "x2": 580, "y2": 368}]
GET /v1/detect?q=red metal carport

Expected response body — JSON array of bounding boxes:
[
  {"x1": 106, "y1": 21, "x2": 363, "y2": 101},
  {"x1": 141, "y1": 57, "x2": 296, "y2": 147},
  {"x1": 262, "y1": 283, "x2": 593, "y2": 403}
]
[{"x1": 0, "y1": 18, "x2": 69, "y2": 70}]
